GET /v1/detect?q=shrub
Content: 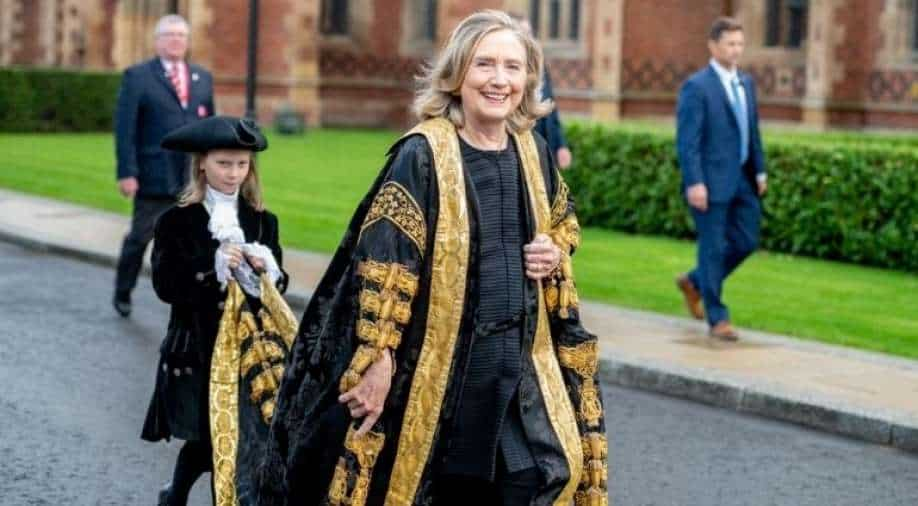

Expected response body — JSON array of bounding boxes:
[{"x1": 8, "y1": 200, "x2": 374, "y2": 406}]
[
  {"x1": 0, "y1": 67, "x2": 121, "y2": 132},
  {"x1": 565, "y1": 122, "x2": 918, "y2": 272}
]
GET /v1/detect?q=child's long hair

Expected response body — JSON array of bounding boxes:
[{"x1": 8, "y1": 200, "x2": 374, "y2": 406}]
[{"x1": 177, "y1": 152, "x2": 264, "y2": 211}]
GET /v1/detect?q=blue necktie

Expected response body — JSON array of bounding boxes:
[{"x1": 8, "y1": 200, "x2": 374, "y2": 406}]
[{"x1": 730, "y1": 78, "x2": 749, "y2": 164}]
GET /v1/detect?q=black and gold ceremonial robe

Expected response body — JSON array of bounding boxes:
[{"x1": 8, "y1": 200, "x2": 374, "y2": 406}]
[{"x1": 256, "y1": 118, "x2": 608, "y2": 506}]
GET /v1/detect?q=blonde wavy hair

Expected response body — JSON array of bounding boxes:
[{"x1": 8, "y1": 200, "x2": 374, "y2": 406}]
[
  {"x1": 177, "y1": 152, "x2": 264, "y2": 211},
  {"x1": 413, "y1": 9, "x2": 552, "y2": 133}
]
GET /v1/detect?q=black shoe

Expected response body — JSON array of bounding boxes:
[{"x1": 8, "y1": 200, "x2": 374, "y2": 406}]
[
  {"x1": 113, "y1": 292, "x2": 131, "y2": 318},
  {"x1": 158, "y1": 482, "x2": 172, "y2": 506}
]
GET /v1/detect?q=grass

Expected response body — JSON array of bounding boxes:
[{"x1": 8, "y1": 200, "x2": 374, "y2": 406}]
[{"x1": 1, "y1": 130, "x2": 916, "y2": 359}]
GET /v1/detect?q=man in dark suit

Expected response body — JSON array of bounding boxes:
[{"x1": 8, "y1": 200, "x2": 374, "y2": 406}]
[
  {"x1": 675, "y1": 17, "x2": 766, "y2": 340},
  {"x1": 113, "y1": 14, "x2": 214, "y2": 317}
]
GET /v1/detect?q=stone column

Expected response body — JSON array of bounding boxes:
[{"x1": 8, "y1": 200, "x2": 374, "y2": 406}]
[
  {"x1": 59, "y1": 0, "x2": 85, "y2": 67},
  {"x1": 36, "y1": 0, "x2": 58, "y2": 65},
  {"x1": 284, "y1": 0, "x2": 322, "y2": 126},
  {"x1": 802, "y1": 0, "x2": 844, "y2": 129},
  {"x1": 113, "y1": 0, "x2": 172, "y2": 69},
  {"x1": 186, "y1": 0, "x2": 215, "y2": 68},
  {"x1": 0, "y1": 0, "x2": 23, "y2": 65},
  {"x1": 81, "y1": 0, "x2": 115, "y2": 69},
  {"x1": 591, "y1": 0, "x2": 624, "y2": 121}
]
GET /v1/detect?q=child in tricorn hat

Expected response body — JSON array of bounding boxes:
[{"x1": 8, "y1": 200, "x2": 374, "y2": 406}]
[{"x1": 140, "y1": 116, "x2": 288, "y2": 506}]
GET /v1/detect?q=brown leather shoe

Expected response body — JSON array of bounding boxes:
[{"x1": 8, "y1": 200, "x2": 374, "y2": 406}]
[
  {"x1": 675, "y1": 274, "x2": 704, "y2": 320},
  {"x1": 709, "y1": 321, "x2": 739, "y2": 341}
]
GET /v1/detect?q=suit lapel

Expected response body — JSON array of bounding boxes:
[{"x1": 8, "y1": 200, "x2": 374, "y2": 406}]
[
  {"x1": 187, "y1": 63, "x2": 200, "y2": 108},
  {"x1": 152, "y1": 58, "x2": 183, "y2": 109},
  {"x1": 739, "y1": 73, "x2": 753, "y2": 122},
  {"x1": 706, "y1": 66, "x2": 739, "y2": 130}
]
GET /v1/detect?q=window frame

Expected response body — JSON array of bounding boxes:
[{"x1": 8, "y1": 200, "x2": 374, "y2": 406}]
[
  {"x1": 321, "y1": 0, "x2": 350, "y2": 37},
  {"x1": 763, "y1": 0, "x2": 809, "y2": 49},
  {"x1": 530, "y1": 0, "x2": 585, "y2": 57}
]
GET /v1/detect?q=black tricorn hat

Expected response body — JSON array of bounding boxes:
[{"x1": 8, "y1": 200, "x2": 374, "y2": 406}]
[{"x1": 161, "y1": 116, "x2": 268, "y2": 153}]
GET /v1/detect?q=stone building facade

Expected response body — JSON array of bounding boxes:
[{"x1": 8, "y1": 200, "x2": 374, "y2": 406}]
[{"x1": 2, "y1": 0, "x2": 917, "y2": 129}]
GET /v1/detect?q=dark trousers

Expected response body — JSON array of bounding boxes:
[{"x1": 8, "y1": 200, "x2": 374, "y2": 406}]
[
  {"x1": 115, "y1": 196, "x2": 173, "y2": 297},
  {"x1": 435, "y1": 464, "x2": 540, "y2": 506},
  {"x1": 166, "y1": 439, "x2": 214, "y2": 506},
  {"x1": 688, "y1": 177, "x2": 761, "y2": 325}
]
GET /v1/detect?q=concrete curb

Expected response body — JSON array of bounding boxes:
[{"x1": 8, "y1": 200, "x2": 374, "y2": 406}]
[
  {"x1": 3, "y1": 231, "x2": 916, "y2": 454},
  {"x1": 0, "y1": 229, "x2": 120, "y2": 270},
  {"x1": 599, "y1": 360, "x2": 918, "y2": 453}
]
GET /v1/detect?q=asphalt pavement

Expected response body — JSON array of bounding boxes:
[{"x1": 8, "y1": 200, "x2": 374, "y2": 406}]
[{"x1": 1, "y1": 242, "x2": 916, "y2": 506}]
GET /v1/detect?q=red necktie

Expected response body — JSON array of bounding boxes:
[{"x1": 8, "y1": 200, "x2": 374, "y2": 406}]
[{"x1": 169, "y1": 62, "x2": 188, "y2": 108}]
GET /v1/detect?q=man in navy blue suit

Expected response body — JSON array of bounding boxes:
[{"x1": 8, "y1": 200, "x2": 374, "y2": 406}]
[
  {"x1": 113, "y1": 14, "x2": 214, "y2": 317},
  {"x1": 675, "y1": 17, "x2": 767, "y2": 341}
]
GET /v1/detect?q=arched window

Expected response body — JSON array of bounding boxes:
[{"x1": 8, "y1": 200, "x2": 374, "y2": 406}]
[
  {"x1": 765, "y1": 0, "x2": 808, "y2": 48},
  {"x1": 321, "y1": 0, "x2": 349, "y2": 36}
]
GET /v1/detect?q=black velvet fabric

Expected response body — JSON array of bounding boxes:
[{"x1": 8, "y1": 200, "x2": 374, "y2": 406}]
[
  {"x1": 440, "y1": 138, "x2": 533, "y2": 479},
  {"x1": 256, "y1": 131, "x2": 591, "y2": 506},
  {"x1": 141, "y1": 198, "x2": 288, "y2": 443}
]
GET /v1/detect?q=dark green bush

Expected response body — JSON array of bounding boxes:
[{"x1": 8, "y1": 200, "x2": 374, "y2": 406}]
[
  {"x1": 0, "y1": 67, "x2": 121, "y2": 132},
  {"x1": 565, "y1": 122, "x2": 918, "y2": 272}
]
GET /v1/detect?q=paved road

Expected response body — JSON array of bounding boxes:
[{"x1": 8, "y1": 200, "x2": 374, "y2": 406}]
[{"x1": 1, "y1": 242, "x2": 916, "y2": 506}]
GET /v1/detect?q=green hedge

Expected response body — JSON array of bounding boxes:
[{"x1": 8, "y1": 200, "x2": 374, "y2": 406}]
[
  {"x1": 0, "y1": 67, "x2": 121, "y2": 132},
  {"x1": 565, "y1": 122, "x2": 918, "y2": 272}
]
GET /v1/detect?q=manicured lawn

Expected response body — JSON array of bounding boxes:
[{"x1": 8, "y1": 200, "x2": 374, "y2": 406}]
[{"x1": 1, "y1": 130, "x2": 916, "y2": 358}]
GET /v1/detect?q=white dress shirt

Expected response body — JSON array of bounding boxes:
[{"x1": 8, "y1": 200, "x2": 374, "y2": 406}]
[{"x1": 709, "y1": 58, "x2": 766, "y2": 183}]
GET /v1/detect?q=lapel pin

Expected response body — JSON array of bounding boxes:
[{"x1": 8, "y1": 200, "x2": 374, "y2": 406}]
[{"x1": 192, "y1": 73, "x2": 199, "y2": 82}]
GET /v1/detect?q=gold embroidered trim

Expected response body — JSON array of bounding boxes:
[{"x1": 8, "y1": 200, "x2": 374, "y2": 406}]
[
  {"x1": 259, "y1": 274, "x2": 298, "y2": 349},
  {"x1": 575, "y1": 433, "x2": 609, "y2": 506},
  {"x1": 516, "y1": 129, "x2": 583, "y2": 505},
  {"x1": 545, "y1": 250, "x2": 581, "y2": 320},
  {"x1": 240, "y1": 340, "x2": 285, "y2": 376},
  {"x1": 356, "y1": 318, "x2": 403, "y2": 349},
  {"x1": 550, "y1": 176, "x2": 571, "y2": 228},
  {"x1": 339, "y1": 344, "x2": 384, "y2": 392},
  {"x1": 261, "y1": 399, "x2": 276, "y2": 423},
  {"x1": 357, "y1": 259, "x2": 419, "y2": 296},
  {"x1": 328, "y1": 426, "x2": 387, "y2": 506},
  {"x1": 249, "y1": 364, "x2": 284, "y2": 404},
  {"x1": 211, "y1": 276, "x2": 297, "y2": 506},
  {"x1": 359, "y1": 289, "x2": 412, "y2": 325},
  {"x1": 361, "y1": 181, "x2": 427, "y2": 257},
  {"x1": 210, "y1": 282, "x2": 245, "y2": 506},
  {"x1": 557, "y1": 341, "x2": 602, "y2": 428},
  {"x1": 340, "y1": 261, "x2": 417, "y2": 394},
  {"x1": 385, "y1": 118, "x2": 470, "y2": 505},
  {"x1": 550, "y1": 213, "x2": 582, "y2": 254}
]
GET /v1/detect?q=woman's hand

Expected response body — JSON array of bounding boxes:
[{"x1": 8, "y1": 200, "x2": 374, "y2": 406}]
[
  {"x1": 339, "y1": 351, "x2": 393, "y2": 436},
  {"x1": 524, "y1": 233, "x2": 561, "y2": 281}
]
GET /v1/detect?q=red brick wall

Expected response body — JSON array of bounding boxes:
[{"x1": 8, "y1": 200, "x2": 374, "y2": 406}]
[
  {"x1": 622, "y1": 0, "x2": 723, "y2": 93},
  {"x1": 831, "y1": 0, "x2": 877, "y2": 103},
  {"x1": 3, "y1": 0, "x2": 915, "y2": 129},
  {"x1": 208, "y1": 0, "x2": 293, "y2": 79}
]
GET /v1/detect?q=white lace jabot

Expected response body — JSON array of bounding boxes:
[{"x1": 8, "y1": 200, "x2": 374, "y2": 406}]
[
  {"x1": 204, "y1": 185, "x2": 280, "y2": 298},
  {"x1": 205, "y1": 185, "x2": 245, "y2": 244}
]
